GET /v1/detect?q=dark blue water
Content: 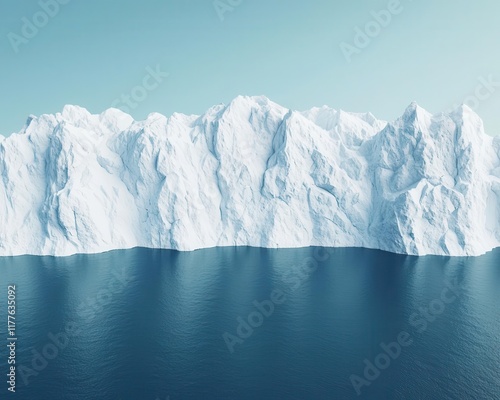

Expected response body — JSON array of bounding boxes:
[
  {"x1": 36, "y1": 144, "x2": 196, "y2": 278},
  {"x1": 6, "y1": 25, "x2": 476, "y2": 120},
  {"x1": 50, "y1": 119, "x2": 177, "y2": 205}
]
[{"x1": 0, "y1": 247, "x2": 499, "y2": 399}]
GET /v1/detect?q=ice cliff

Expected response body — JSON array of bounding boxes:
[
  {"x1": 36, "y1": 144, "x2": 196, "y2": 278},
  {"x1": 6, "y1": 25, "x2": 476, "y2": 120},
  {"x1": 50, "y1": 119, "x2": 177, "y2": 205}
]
[{"x1": 0, "y1": 96, "x2": 499, "y2": 256}]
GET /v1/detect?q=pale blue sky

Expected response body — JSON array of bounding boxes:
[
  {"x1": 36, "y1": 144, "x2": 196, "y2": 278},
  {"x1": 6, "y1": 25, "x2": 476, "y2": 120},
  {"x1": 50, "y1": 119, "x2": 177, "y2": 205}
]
[{"x1": 1, "y1": 0, "x2": 499, "y2": 136}]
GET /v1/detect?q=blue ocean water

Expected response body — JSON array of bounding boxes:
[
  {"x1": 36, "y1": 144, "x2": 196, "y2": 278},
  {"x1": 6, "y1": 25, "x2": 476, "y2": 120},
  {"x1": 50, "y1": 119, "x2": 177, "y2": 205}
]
[{"x1": 0, "y1": 246, "x2": 499, "y2": 399}]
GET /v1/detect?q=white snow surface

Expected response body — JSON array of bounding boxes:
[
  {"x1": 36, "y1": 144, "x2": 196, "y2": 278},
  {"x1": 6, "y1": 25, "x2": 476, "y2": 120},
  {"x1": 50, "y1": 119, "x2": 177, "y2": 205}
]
[{"x1": 1, "y1": 96, "x2": 499, "y2": 256}]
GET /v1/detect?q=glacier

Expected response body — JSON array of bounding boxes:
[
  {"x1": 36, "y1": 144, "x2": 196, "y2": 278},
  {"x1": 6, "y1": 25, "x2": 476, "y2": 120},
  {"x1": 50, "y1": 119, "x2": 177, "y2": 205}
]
[{"x1": 0, "y1": 95, "x2": 499, "y2": 257}]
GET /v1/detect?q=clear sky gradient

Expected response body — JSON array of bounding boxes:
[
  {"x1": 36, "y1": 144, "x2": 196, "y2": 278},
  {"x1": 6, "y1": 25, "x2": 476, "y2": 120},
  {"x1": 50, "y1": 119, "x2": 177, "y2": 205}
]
[{"x1": 1, "y1": 0, "x2": 499, "y2": 136}]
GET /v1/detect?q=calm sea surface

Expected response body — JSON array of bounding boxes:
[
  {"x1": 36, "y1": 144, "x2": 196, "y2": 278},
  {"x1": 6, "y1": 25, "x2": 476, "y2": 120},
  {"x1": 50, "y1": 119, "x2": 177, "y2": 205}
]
[{"x1": 0, "y1": 247, "x2": 499, "y2": 399}]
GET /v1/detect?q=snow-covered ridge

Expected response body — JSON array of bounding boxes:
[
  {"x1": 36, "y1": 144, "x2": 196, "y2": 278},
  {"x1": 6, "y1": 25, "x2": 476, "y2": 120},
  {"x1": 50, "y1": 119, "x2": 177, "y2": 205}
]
[{"x1": 0, "y1": 95, "x2": 499, "y2": 256}]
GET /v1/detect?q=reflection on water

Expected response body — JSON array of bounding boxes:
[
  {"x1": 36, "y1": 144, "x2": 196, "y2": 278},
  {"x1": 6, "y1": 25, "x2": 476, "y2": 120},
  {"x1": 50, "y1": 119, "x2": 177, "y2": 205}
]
[{"x1": 0, "y1": 247, "x2": 499, "y2": 399}]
